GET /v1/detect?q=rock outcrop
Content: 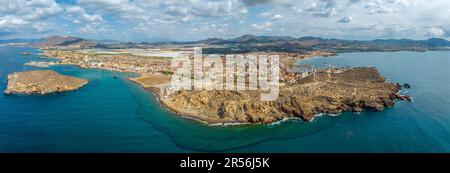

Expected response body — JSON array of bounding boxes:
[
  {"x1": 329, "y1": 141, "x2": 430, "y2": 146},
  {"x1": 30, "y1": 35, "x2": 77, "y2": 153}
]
[
  {"x1": 4, "y1": 70, "x2": 88, "y2": 95},
  {"x1": 157, "y1": 67, "x2": 411, "y2": 124}
]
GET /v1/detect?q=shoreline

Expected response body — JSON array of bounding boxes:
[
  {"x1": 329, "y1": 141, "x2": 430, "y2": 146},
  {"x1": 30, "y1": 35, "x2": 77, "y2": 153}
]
[
  {"x1": 126, "y1": 53, "x2": 331, "y2": 126},
  {"x1": 132, "y1": 80, "x2": 307, "y2": 127},
  {"x1": 34, "y1": 48, "x2": 411, "y2": 125},
  {"x1": 129, "y1": 79, "x2": 241, "y2": 125}
]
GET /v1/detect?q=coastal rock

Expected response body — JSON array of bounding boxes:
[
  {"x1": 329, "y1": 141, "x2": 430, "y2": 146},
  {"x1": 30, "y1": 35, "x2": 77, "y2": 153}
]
[
  {"x1": 403, "y1": 83, "x2": 411, "y2": 89},
  {"x1": 47, "y1": 49, "x2": 411, "y2": 124},
  {"x1": 160, "y1": 67, "x2": 412, "y2": 124},
  {"x1": 4, "y1": 70, "x2": 88, "y2": 95}
]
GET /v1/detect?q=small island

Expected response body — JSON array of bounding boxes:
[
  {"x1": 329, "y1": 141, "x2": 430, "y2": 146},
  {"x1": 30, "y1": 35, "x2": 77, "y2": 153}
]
[{"x1": 4, "y1": 70, "x2": 88, "y2": 95}]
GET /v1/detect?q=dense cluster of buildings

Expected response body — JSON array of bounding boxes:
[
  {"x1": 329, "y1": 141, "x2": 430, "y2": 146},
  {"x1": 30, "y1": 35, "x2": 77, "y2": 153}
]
[{"x1": 42, "y1": 50, "x2": 172, "y2": 74}]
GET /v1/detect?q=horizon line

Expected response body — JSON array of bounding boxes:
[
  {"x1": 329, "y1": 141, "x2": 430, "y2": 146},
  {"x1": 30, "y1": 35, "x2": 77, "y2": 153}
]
[{"x1": 1, "y1": 34, "x2": 450, "y2": 43}]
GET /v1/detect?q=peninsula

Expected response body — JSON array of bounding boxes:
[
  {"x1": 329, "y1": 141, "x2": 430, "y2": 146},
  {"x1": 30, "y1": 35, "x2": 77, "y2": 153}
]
[
  {"x1": 4, "y1": 70, "x2": 89, "y2": 95},
  {"x1": 137, "y1": 66, "x2": 411, "y2": 124},
  {"x1": 5, "y1": 35, "x2": 417, "y2": 124},
  {"x1": 40, "y1": 47, "x2": 411, "y2": 124}
]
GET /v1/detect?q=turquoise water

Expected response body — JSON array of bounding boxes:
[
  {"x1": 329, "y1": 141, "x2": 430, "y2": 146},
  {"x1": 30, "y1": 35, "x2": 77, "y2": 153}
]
[{"x1": 0, "y1": 47, "x2": 449, "y2": 152}]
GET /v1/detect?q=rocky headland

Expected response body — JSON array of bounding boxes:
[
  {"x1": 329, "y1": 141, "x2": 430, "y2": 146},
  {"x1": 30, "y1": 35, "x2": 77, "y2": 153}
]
[
  {"x1": 4, "y1": 70, "x2": 89, "y2": 95},
  {"x1": 40, "y1": 49, "x2": 411, "y2": 124},
  {"x1": 134, "y1": 67, "x2": 411, "y2": 124}
]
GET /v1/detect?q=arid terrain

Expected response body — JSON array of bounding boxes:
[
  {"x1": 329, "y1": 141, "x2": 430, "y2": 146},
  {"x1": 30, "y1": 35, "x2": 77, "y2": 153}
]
[
  {"x1": 137, "y1": 66, "x2": 410, "y2": 124},
  {"x1": 15, "y1": 46, "x2": 411, "y2": 124},
  {"x1": 4, "y1": 70, "x2": 89, "y2": 95}
]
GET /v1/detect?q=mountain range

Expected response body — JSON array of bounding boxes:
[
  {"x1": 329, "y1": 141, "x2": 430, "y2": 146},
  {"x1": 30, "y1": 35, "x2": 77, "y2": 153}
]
[
  {"x1": 4, "y1": 34, "x2": 450, "y2": 53},
  {"x1": 30, "y1": 36, "x2": 95, "y2": 48},
  {"x1": 186, "y1": 34, "x2": 450, "y2": 53}
]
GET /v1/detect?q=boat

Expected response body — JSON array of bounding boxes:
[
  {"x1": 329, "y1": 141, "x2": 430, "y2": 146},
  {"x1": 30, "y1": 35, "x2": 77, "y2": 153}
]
[{"x1": 21, "y1": 52, "x2": 32, "y2": 55}]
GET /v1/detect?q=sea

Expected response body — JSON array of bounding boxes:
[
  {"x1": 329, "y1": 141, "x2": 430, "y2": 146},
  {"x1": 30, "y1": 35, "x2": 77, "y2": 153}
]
[{"x1": 0, "y1": 46, "x2": 449, "y2": 152}]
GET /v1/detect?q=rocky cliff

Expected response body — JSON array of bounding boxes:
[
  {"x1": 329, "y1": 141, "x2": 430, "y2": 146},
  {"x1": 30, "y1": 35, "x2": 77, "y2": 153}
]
[{"x1": 158, "y1": 67, "x2": 411, "y2": 124}]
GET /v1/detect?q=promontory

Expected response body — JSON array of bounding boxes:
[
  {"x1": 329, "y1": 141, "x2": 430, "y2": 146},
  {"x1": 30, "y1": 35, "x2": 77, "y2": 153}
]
[
  {"x1": 4, "y1": 70, "x2": 88, "y2": 95},
  {"x1": 42, "y1": 49, "x2": 411, "y2": 124},
  {"x1": 141, "y1": 66, "x2": 411, "y2": 124}
]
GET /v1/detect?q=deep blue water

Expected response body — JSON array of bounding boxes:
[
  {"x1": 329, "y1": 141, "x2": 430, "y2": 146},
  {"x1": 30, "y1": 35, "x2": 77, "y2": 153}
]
[{"x1": 0, "y1": 47, "x2": 449, "y2": 152}]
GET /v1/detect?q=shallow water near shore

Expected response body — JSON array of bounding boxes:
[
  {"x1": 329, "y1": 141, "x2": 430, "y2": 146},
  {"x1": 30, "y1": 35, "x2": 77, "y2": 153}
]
[{"x1": 0, "y1": 47, "x2": 449, "y2": 152}]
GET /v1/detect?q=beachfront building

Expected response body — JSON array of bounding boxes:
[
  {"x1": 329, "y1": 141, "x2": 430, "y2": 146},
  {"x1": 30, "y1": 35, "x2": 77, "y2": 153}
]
[{"x1": 295, "y1": 64, "x2": 315, "y2": 79}]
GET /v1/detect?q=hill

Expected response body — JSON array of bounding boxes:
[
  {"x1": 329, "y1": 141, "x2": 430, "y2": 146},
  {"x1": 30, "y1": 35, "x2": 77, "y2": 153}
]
[
  {"x1": 32, "y1": 36, "x2": 95, "y2": 48},
  {"x1": 29, "y1": 35, "x2": 450, "y2": 53},
  {"x1": 191, "y1": 35, "x2": 450, "y2": 53}
]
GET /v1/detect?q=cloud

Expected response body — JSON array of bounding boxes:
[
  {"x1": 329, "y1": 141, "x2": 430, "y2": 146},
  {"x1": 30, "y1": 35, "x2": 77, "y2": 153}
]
[
  {"x1": 306, "y1": 0, "x2": 338, "y2": 17},
  {"x1": 241, "y1": 0, "x2": 272, "y2": 6},
  {"x1": 259, "y1": 11, "x2": 283, "y2": 20},
  {"x1": 0, "y1": 0, "x2": 62, "y2": 33},
  {"x1": 77, "y1": 0, "x2": 132, "y2": 11},
  {"x1": 76, "y1": 0, "x2": 246, "y2": 25},
  {"x1": 2, "y1": 0, "x2": 450, "y2": 41},
  {"x1": 270, "y1": 14, "x2": 283, "y2": 20},
  {"x1": 337, "y1": 16, "x2": 352, "y2": 23},
  {"x1": 22, "y1": 0, "x2": 63, "y2": 21},
  {"x1": 190, "y1": 23, "x2": 230, "y2": 34},
  {"x1": 79, "y1": 24, "x2": 110, "y2": 34},
  {"x1": 65, "y1": 6, "x2": 103, "y2": 24},
  {"x1": 0, "y1": 16, "x2": 28, "y2": 29},
  {"x1": 251, "y1": 21, "x2": 272, "y2": 32},
  {"x1": 364, "y1": 0, "x2": 395, "y2": 15},
  {"x1": 241, "y1": 0, "x2": 294, "y2": 6},
  {"x1": 32, "y1": 22, "x2": 56, "y2": 32},
  {"x1": 425, "y1": 27, "x2": 448, "y2": 37}
]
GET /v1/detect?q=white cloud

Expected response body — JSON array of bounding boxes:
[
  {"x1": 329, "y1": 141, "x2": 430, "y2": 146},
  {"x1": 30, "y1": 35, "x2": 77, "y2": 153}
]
[
  {"x1": 0, "y1": 16, "x2": 28, "y2": 29},
  {"x1": 3, "y1": 0, "x2": 450, "y2": 40},
  {"x1": 260, "y1": 11, "x2": 273, "y2": 17},
  {"x1": 0, "y1": 0, "x2": 62, "y2": 33},
  {"x1": 65, "y1": 6, "x2": 103, "y2": 24},
  {"x1": 22, "y1": 0, "x2": 63, "y2": 21},
  {"x1": 252, "y1": 21, "x2": 273, "y2": 32},
  {"x1": 425, "y1": 27, "x2": 447, "y2": 37},
  {"x1": 260, "y1": 11, "x2": 283, "y2": 20},
  {"x1": 78, "y1": 0, "x2": 245, "y2": 24},
  {"x1": 337, "y1": 16, "x2": 352, "y2": 23},
  {"x1": 240, "y1": 8, "x2": 248, "y2": 14},
  {"x1": 271, "y1": 14, "x2": 283, "y2": 20},
  {"x1": 306, "y1": 0, "x2": 338, "y2": 17},
  {"x1": 241, "y1": 0, "x2": 295, "y2": 7},
  {"x1": 32, "y1": 22, "x2": 55, "y2": 32},
  {"x1": 79, "y1": 24, "x2": 110, "y2": 34}
]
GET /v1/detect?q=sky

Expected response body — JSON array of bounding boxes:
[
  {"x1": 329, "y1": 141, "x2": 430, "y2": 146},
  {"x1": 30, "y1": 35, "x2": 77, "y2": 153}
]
[{"x1": 1, "y1": 0, "x2": 450, "y2": 42}]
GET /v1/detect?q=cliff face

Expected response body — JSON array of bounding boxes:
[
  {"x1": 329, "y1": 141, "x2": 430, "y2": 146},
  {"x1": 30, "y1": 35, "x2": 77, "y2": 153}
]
[
  {"x1": 4, "y1": 70, "x2": 89, "y2": 95},
  {"x1": 159, "y1": 67, "x2": 411, "y2": 124}
]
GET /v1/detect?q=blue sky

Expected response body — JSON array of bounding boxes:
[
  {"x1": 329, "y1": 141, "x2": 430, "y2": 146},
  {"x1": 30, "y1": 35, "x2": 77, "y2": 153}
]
[{"x1": 1, "y1": 0, "x2": 450, "y2": 42}]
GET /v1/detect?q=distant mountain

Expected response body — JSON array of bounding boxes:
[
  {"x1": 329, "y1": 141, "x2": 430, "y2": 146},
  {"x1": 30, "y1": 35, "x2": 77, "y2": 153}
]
[
  {"x1": 231, "y1": 34, "x2": 258, "y2": 43},
  {"x1": 195, "y1": 35, "x2": 450, "y2": 47},
  {"x1": 189, "y1": 35, "x2": 450, "y2": 53},
  {"x1": 196, "y1": 38, "x2": 226, "y2": 44},
  {"x1": 425, "y1": 38, "x2": 450, "y2": 47},
  {"x1": 29, "y1": 35, "x2": 450, "y2": 53},
  {"x1": 93, "y1": 39, "x2": 125, "y2": 45},
  {"x1": 33, "y1": 36, "x2": 95, "y2": 48}
]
